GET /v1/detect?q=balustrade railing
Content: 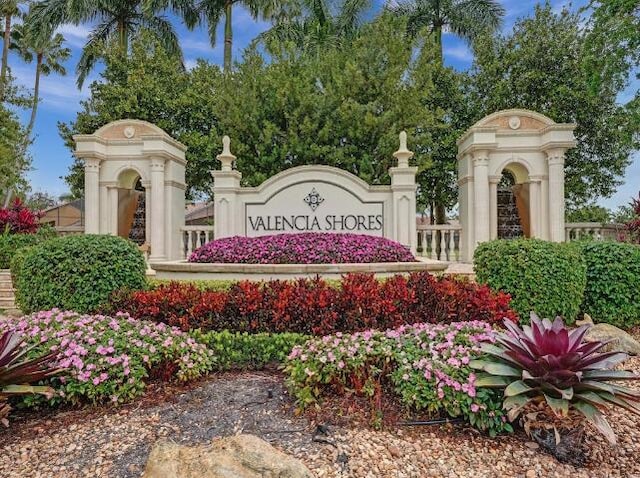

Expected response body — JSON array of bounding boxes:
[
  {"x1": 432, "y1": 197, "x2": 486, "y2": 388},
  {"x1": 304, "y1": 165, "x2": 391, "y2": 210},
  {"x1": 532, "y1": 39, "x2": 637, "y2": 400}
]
[
  {"x1": 416, "y1": 224, "x2": 462, "y2": 262},
  {"x1": 181, "y1": 226, "x2": 215, "y2": 259},
  {"x1": 565, "y1": 222, "x2": 625, "y2": 242}
]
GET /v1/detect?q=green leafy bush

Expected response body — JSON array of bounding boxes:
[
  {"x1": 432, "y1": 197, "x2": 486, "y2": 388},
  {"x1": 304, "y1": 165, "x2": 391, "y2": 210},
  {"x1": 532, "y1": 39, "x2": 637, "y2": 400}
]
[
  {"x1": 14, "y1": 234, "x2": 146, "y2": 314},
  {"x1": 197, "y1": 330, "x2": 310, "y2": 370},
  {"x1": 579, "y1": 241, "x2": 640, "y2": 327},
  {"x1": 474, "y1": 239, "x2": 586, "y2": 322},
  {"x1": 0, "y1": 226, "x2": 55, "y2": 269}
]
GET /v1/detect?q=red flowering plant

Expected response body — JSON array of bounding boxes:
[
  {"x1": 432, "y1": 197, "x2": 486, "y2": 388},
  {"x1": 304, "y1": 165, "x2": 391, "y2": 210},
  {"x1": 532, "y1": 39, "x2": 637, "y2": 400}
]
[{"x1": 0, "y1": 198, "x2": 42, "y2": 235}]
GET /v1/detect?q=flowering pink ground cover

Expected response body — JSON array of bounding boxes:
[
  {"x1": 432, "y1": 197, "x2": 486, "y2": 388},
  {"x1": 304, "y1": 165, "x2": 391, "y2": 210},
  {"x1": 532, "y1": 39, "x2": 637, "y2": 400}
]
[
  {"x1": 188, "y1": 232, "x2": 416, "y2": 264},
  {"x1": 284, "y1": 321, "x2": 511, "y2": 435},
  {"x1": 0, "y1": 309, "x2": 213, "y2": 407}
]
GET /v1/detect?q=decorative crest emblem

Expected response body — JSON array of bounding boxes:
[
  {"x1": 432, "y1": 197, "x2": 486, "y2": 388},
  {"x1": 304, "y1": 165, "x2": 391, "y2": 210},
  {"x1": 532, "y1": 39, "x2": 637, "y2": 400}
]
[{"x1": 303, "y1": 188, "x2": 324, "y2": 211}]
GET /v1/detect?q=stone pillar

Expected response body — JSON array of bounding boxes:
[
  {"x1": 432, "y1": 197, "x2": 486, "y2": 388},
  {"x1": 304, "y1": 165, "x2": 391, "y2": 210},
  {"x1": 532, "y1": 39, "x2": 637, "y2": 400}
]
[
  {"x1": 489, "y1": 176, "x2": 500, "y2": 240},
  {"x1": 142, "y1": 181, "x2": 151, "y2": 246},
  {"x1": 99, "y1": 184, "x2": 109, "y2": 234},
  {"x1": 473, "y1": 151, "x2": 491, "y2": 246},
  {"x1": 149, "y1": 158, "x2": 166, "y2": 261},
  {"x1": 529, "y1": 178, "x2": 541, "y2": 238},
  {"x1": 84, "y1": 158, "x2": 101, "y2": 234},
  {"x1": 212, "y1": 136, "x2": 242, "y2": 239},
  {"x1": 540, "y1": 176, "x2": 549, "y2": 240},
  {"x1": 390, "y1": 131, "x2": 418, "y2": 253},
  {"x1": 547, "y1": 149, "x2": 566, "y2": 242},
  {"x1": 108, "y1": 186, "x2": 119, "y2": 235}
]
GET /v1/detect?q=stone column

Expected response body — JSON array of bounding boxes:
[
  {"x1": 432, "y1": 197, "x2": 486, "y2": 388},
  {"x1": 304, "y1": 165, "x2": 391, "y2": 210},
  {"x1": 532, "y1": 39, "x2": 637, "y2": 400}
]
[
  {"x1": 473, "y1": 151, "x2": 491, "y2": 246},
  {"x1": 84, "y1": 158, "x2": 101, "y2": 234},
  {"x1": 108, "y1": 186, "x2": 119, "y2": 235},
  {"x1": 540, "y1": 176, "x2": 549, "y2": 240},
  {"x1": 547, "y1": 149, "x2": 566, "y2": 242},
  {"x1": 529, "y1": 178, "x2": 542, "y2": 238},
  {"x1": 98, "y1": 184, "x2": 109, "y2": 234},
  {"x1": 212, "y1": 136, "x2": 242, "y2": 239},
  {"x1": 142, "y1": 181, "x2": 151, "y2": 246},
  {"x1": 489, "y1": 176, "x2": 500, "y2": 240},
  {"x1": 149, "y1": 158, "x2": 166, "y2": 261},
  {"x1": 390, "y1": 132, "x2": 418, "y2": 253}
]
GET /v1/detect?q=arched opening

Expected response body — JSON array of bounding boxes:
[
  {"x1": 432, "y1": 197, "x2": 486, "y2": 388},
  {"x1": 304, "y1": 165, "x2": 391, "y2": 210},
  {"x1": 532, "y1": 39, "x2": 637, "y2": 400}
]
[
  {"x1": 116, "y1": 170, "x2": 146, "y2": 245},
  {"x1": 497, "y1": 164, "x2": 531, "y2": 239}
]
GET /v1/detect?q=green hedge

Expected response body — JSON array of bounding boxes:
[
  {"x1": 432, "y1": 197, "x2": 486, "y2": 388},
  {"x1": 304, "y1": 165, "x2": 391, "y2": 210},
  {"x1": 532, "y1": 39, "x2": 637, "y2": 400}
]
[
  {"x1": 579, "y1": 241, "x2": 640, "y2": 327},
  {"x1": 196, "y1": 330, "x2": 310, "y2": 370},
  {"x1": 474, "y1": 239, "x2": 587, "y2": 322},
  {"x1": 14, "y1": 234, "x2": 146, "y2": 314},
  {"x1": 0, "y1": 226, "x2": 56, "y2": 269}
]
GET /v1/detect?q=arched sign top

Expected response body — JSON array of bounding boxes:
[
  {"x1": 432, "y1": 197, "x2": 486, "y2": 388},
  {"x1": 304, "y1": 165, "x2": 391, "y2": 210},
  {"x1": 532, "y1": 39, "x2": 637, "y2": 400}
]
[{"x1": 243, "y1": 165, "x2": 389, "y2": 202}]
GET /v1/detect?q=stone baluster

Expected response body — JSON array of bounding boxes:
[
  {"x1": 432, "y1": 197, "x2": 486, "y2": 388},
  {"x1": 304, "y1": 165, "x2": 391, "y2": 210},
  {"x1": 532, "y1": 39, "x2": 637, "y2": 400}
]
[{"x1": 430, "y1": 230, "x2": 437, "y2": 260}]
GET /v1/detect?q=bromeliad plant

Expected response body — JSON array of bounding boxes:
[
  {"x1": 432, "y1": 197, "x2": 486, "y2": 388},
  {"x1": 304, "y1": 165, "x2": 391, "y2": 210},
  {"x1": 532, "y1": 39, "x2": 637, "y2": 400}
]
[
  {"x1": 0, "y1": 330, "x2": 59, "y2": 426},
  {"x1": 471, "y1": 313, "x2": 640, "y2": 453}
]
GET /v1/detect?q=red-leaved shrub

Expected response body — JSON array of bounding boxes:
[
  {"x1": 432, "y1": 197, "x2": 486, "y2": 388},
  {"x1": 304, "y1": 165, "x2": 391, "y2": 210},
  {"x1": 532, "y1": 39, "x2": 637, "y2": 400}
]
[
  {"x1": 110, "y1": 272, "x2": 518, "y2": 335},
  {"x1": 0, "y1": 198, "x2": 41, "y2": 234}
]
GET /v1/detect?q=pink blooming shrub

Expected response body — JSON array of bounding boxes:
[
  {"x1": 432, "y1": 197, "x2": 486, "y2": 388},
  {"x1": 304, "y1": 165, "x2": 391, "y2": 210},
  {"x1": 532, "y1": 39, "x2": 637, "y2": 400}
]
[
  {"x1": 284, "y1": 321, "x2": 511, "y2": 435},
  {"x1": 0, "y1": 310, "x2": 213, "y2": 406},
  {"x1": 188, "y1": 233, "x2": 416, "y2": 264}
]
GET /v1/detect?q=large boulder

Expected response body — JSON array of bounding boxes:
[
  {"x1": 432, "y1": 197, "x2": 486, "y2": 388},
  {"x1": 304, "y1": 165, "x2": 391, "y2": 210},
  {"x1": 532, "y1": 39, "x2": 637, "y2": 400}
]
[
  {"x1": 577, "y1": 314, "x2": 640, "y2": 355},
  {"x1": 143, "y1": 434, "x2": 313, "y2": 478}
]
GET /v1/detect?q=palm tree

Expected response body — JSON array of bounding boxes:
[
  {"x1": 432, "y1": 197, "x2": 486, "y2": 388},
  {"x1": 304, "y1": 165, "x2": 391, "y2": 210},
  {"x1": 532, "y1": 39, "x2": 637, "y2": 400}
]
[
  {"x1": 390, "y1": 0, "x2": 504, "y2": 225},
  {"x1": 390, "y1": 0, "x2": 504, "y2": 64},
  {"x1": 147, "y1": 0, "x2": 279, "y2": 72},
  {"x1": 0, "y1": 0, "x2": 29, "y2": 101},
  {"x1": 259, "y1": 0, "x2": 370, "y2": 55},
  {"x1": 11, "y1": 19, "x2": 70, "y2": 135},
  {"x1": 30, "y1": 0, "x2": 182, "y2": 88}
]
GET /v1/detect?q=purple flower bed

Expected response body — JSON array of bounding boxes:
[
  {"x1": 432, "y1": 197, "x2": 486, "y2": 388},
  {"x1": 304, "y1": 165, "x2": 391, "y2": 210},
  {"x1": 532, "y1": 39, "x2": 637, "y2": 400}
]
[{"x1": 188, "y1": 232, "x2": 417, "y2": 264}]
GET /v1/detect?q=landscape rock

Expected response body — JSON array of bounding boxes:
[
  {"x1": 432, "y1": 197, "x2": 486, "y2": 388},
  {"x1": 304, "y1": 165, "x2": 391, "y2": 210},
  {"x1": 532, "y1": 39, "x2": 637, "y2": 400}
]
[
  {"x1": 143, "y1": 434, "x2": 313, "y2": 478},
  {"x1": 579, "y1": 315, "x2": 640, "y2": 355}
]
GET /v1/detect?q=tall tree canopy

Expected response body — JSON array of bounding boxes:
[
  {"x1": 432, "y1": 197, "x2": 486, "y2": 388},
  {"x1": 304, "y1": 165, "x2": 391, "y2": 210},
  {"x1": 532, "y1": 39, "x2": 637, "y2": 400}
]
[
  {"x1": 61, "y1": 16, "x2": 449, "y2": 202},
  {"x1": 468, "y1": 4, "x2": 638, "y2": 206}
]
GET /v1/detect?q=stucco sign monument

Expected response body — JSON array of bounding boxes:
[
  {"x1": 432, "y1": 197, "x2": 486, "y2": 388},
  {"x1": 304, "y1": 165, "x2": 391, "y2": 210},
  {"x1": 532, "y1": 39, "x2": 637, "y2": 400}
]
[{"x1": 212, "y1": 133, "x2": 418, "y2": 253}]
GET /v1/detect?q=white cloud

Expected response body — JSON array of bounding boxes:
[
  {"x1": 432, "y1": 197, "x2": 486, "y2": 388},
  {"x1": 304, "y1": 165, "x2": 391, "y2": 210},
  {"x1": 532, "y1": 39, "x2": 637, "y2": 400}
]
[
  {"x1": 55, "y1": 23, "x2": 91, "y2": 48},
  {"x1": 444, "y1": 45, "x2": 473, "y2": 62},
  {"x1": 10, "y1": 62, "x2": 93, "y2": 112}
]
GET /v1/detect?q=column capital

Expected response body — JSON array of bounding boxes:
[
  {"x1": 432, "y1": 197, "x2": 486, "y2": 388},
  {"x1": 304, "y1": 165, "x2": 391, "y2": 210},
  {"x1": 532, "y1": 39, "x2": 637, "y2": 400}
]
[
  {"x1": 472, "y1": 150, "x2": 490, "y2": 165},
  {"x1": 489, "y1": 175, "x2": 501, "y2": 184},
  {"x1": 546, "y1": 148, "x2": 566, "y2": 166},
  {"x1": 150, "y1": 158, "x2": 166, "y2": 172},
  {"x1": 84, "y1": 157, "x2": 101, "y2": 172}
]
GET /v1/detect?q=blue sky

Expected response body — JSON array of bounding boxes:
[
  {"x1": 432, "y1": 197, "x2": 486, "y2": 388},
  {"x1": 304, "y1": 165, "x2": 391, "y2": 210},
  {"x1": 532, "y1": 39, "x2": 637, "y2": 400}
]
[{"x1": 9, "y1": 0, "x2": 639, "y2": 210}]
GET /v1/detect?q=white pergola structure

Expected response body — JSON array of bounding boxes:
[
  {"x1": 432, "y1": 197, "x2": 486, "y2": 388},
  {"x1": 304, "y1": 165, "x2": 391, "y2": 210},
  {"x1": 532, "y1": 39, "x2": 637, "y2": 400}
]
[
  {"x1": 74, "y1": 119, "x2": 187, "y2": 261},
  {"x1": 457, "y1": 109, "x2": 576, "y2": 262}
]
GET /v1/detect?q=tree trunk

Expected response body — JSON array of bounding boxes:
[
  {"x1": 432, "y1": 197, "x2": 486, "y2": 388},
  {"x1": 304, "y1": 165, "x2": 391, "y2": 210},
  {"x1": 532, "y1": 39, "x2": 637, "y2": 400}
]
[
  {"x1": 223, "y1": 1, "x2": 233, "y2": 72},
  {"x1": 118, "y1": 18, "x2": 128, "y2": 53},
  {"x1": 1, "y1": 14, "x2": 11, "y2": 101},
  {"x1": 433, "y1": 24, "x2": 446, "y2": 227},
  {"x1": 26, "y1": 53, "x2": 42, "y2": 137}
]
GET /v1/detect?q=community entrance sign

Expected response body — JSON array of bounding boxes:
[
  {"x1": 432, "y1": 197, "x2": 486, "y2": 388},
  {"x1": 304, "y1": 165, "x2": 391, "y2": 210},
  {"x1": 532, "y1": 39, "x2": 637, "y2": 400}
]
[{"x1": 212, "y1": 134, "x2": 418, "y2": 252}]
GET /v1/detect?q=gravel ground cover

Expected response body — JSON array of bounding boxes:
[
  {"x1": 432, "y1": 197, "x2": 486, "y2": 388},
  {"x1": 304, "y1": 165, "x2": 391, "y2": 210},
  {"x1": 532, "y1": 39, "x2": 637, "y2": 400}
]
[{"x1": 0, "y1": 363, "x2": 638, "y2": 478}]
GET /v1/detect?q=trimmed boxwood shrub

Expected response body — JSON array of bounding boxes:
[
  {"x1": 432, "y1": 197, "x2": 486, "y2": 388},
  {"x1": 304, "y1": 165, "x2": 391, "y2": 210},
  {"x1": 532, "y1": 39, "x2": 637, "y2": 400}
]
[
  {"x1": 14, "y1": 234, "x2": 146, "y2": 314},
  {"x1": 0, "y1": 226, "x2": 56, "y2": 268},
  {"x1": 579, "y1": 241, "x2": 640, "y2": 327},
  {"x1": 474, "y1": 239, "x2": 586, "y2": 322}
]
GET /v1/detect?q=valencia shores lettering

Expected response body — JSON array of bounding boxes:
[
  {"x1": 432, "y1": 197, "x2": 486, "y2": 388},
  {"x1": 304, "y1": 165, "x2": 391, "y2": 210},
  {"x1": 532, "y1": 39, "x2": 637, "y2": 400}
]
[{"x1": 248, "y1": 214, "x2": 383, "y2": 233}]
